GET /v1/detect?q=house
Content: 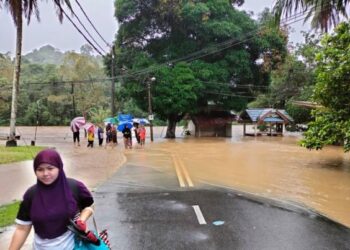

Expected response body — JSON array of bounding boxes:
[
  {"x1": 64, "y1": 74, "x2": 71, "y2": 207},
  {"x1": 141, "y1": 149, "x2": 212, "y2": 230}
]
[
  {"x1": 239, "y1": 109, "x2": 293, "y2": 136},
  {"x1": 187, "y1": 110, "x2": 236, "y2": 137}
]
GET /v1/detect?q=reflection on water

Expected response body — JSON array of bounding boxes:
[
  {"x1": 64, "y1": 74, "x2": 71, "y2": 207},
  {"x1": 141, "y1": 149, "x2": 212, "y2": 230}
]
[{"x1": 152, "y1": 126, "x2": 350, "y2": 227}]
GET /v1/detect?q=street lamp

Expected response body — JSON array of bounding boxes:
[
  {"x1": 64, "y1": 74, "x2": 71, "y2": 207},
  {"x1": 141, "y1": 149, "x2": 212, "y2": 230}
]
[{"x1": 147, "y1": 76, "x2": 156, "y2": 142}]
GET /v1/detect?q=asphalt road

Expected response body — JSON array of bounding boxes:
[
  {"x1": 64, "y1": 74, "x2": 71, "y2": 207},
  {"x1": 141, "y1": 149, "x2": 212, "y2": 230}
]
[{"x1": 93, "y1": 163, "x2": 350, "y2": 250}]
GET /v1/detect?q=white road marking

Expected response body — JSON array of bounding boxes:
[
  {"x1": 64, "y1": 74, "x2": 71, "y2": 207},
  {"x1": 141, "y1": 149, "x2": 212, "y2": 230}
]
[{"x1": 192, "y1": 205, "x2": 207, "y2": 225}]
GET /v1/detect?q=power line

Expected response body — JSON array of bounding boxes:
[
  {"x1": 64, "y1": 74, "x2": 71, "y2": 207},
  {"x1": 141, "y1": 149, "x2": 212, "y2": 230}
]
[
  {"x1": 68, "y1": 3, "x2": 106, "y2": 54},
  {"x1": 203, "y1": 91, "x2": 256, "y2": 99},
  {"x1": 0, "y1": 62, "x2": 320, "y2": 90},
  {"x1": 75, "y1": 0, "x2": 111, "y2": 48},
  {"x1": 3, "y1": 3, "x2": 331, "y2": 89},
  {"x1": 112, "y1": 3, "x2": 331, "y2": 79},
  {"x1": 53, "y1": 0, "x2": 104, "y2": 56},
  {"x1": 200, "y1": 80, "x2": 270, "y2": 89}
]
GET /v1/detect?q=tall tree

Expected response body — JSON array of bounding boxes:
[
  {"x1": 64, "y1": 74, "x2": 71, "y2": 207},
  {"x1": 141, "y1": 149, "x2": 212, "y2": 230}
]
[
  {"x1": 0, "y1": 0, "x2": 71, "y2": 145},
  {"x1": 273, "y1": 0, "x2": 349, "y2": 32},
  {"x1": 0, "y1": 53, "x2": 13, "y2": 125},
  {"x1": 301, "y1": 22, "x2": 350, "y2": 152},
  {"x1": 111, "y1": 0, "x2": 287, "y2": 137}
]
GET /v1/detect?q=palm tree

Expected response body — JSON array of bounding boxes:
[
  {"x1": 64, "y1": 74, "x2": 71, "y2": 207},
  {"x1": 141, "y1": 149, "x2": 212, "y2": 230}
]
[
  {"x1": 0, "y1": 0, "x2": 71, "y2": 146},
  {"x1": 273, "y1": 0, "x2": 349, "y2": 32}
]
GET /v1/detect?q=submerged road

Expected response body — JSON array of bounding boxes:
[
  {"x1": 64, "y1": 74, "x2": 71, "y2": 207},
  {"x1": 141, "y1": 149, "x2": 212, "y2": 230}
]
[
  {"x1": 93, "y1": 162, "x2": 350, "y2": 250},
  {"x1": 1, "y1": 126, "x2": 350, "y2": 249}
]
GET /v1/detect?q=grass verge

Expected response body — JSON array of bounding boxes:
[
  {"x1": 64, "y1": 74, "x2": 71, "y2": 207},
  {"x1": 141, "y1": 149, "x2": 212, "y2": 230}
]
[
  {"x1": 0, "y1": 201, "x2": 20, "y2": 228},
  {"x1": 0, "y1": 146, "x2": 46, "y2": 164}
]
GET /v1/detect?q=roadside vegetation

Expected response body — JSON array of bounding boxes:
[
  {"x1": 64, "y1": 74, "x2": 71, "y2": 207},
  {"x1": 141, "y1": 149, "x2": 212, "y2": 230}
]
[
  {"x1": 0, "y1": 146, "x2": 45, "y2": 164},
  {"x1": 1, "y1": 0, "x2": 349, "y2": 151},
  {"x1": 0, "y1": 201, "x2": 20, "y2": 228}
]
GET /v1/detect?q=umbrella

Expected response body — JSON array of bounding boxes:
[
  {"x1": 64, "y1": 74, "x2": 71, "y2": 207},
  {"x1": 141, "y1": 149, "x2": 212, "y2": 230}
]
[
  {"x1": 70, "y1": 117, "x2": 86, "y2": 132},
  {"x1": 117, "y1": 121, "x2": 133, "y2": 132},
  {"x1": 103, "y1": 117, "x2": 118, "y2": 125},
  {"x1": 132, "y1": 118, "x2": 150, "y2": 124},
  {"x1": 84, "y1": 122, "x2": 95, "y2": 133},
  {"x1": 118, "y1": 114, "x2": 133, "y2": 122}
]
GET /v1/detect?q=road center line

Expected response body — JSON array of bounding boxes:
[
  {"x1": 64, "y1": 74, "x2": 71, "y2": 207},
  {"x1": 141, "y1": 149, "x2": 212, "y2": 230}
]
[
  {"x1": 177, "y1": 156, "x2": 194, "y2": 187},
  {"x1": 171, "y1": 154, "x2": 186, "y2": 187},
  {"x1": 192, "y1": 205, "x2": 207, "y2": 225}
]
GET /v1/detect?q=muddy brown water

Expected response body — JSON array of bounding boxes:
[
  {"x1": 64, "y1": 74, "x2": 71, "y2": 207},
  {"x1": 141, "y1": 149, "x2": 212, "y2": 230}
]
[
  {"x1": 1, "y1": 126, "x2": 350, "y2": 228},
  {"x1": 150, "y1": 127, "x2": 350, "y2": 227}
]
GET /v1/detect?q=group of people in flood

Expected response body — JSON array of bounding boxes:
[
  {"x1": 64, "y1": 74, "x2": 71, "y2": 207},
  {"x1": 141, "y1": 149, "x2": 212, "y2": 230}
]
[{"x1": 72, "y1": 122, "x2": 147, "y2": 150}]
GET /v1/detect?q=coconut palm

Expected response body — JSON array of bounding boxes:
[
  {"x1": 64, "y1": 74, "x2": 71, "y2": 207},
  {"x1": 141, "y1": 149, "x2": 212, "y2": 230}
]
[
  {"x1": 0, "y1": 0, "x2": 71, "y2": 145},
  {"x1": 273, "y1": 0, "x2": 349, "y2": 32}
]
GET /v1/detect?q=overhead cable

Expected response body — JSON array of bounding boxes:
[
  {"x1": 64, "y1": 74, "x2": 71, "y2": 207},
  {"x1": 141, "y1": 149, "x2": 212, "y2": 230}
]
[
  {"x1": 68, "y1": 4, "x2": 106, "y2": 54},
  {"x1": 53, "y1": 0, "x2": 104, "y2": 56},
  {"x1": 75, "y1": 0, "x2": 111, "y2": 47},
  {"x1": 112, "y1": 3, "x2": 332, "y2": 79}
]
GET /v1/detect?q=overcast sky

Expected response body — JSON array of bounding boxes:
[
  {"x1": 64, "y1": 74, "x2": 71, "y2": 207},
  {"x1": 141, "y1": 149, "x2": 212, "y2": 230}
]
[{"x1": 0, "y1": 0, "x2": 310, "y2": 55}]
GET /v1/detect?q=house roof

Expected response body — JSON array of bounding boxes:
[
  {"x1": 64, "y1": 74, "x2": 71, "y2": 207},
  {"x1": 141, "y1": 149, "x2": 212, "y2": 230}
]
[
  {"x1": 239, "y1": 109, "x2": 294, "y2": 124},
  {"x1": 263, "y1": 117, "x2": 284, "y2": 123}
]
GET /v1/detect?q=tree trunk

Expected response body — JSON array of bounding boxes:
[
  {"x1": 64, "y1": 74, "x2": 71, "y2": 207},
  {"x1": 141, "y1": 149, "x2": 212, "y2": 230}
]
[
  {"x1": 165, "y1": 115, "x2": 178, "y2": 138},
  {"x1": 8, "y1": 9, "x2": 23, "y2": 146}
]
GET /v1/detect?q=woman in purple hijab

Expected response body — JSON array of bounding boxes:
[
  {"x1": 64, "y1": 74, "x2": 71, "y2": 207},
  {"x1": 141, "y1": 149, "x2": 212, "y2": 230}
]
[{"x1": 9, "y1": 149, "x2": 95, "y2": 250}]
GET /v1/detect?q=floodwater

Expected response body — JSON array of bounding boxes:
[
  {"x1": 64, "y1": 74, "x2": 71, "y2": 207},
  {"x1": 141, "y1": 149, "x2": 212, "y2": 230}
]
[
  {"x1": 149, "y1": 126, "x2": 350, "y2": 227},
  {"x1": 1, "y1": 125, "x2": 350, "y2": 228}
]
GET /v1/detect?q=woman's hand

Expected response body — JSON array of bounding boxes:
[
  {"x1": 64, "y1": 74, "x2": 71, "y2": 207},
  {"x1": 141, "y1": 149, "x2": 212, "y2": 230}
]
[
  {"x1": 75, "y1": 219, "x2": 87, "y2": 232},
  {"x1": 8, "y1": 224, "x2": 32, "y2": 250}
]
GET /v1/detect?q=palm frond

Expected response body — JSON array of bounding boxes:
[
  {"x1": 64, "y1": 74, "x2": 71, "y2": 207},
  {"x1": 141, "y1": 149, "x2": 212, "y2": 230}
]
[{"x1": 274, "y1": 0, "x2": 350, "y2": 32}]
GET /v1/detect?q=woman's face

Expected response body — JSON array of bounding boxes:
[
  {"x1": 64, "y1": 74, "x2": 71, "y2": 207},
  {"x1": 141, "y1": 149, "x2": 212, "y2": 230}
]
[{"x1": 35, "y1": 163, "x2": 59, "y2": 185}]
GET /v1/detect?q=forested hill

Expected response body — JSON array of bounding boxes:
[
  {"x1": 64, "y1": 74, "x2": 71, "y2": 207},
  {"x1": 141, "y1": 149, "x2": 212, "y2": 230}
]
[
  {"x1": 23, "y1": 45, "x2": 103, "y2": 65},
  {"x1": 23, "y1": 45, "x2": 64, "y2": 65}
]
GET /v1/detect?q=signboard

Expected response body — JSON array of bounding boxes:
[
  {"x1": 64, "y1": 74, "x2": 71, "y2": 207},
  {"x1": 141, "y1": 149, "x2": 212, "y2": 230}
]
[{"x1": 148, "y1": 114, "x2": 154, "y2": 121}]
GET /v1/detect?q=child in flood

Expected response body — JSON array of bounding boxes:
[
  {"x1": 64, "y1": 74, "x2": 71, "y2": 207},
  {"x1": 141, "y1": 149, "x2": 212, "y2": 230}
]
[{"x1": 87, "y1": 129, "x2": 94, "y2": 148}]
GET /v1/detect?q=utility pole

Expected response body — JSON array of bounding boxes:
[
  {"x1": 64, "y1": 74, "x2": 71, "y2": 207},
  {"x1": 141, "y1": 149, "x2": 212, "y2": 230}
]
[
  {"x1": 71, "y1": 83, "x2": 76, "y2": 117},
  {"x1": 111, "y1": 45, "x2": 116, "y2": 116},
  {"x1": 147, "y1": 77, "x2": 156, "y2": 142}
]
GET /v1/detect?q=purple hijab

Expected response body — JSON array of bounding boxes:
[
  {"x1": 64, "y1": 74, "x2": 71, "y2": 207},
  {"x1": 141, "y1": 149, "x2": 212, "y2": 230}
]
[{"x1": 30, "y1": 149, "x2": 78, "y2": 239}]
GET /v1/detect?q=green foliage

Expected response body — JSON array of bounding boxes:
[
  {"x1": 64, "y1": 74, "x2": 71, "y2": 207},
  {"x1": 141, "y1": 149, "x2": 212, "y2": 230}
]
[
  {"x1": 23, "y1": 45, "x2": 64, "y2": 65},
  {"x1": 153, "y1": 63, "x2": 202, "y2": 120},
  {"x1": 273, "y1": 0, "x2": 349, "y2": 32},
  {"x1": 89, "y1": 107, "x2": 110, "y2": 125},
  {"x1": 111, "y1": 0, "x2": 288, "y2": 135},
  {"x1": 269, "y1": 55, "x2": 314, "y2": 107},
  {"x1": 258, "y1": 124, "x2": 268, "y2": 132},
  {"x1": 0, "y1": 53, "x2": 13, "y2": 125},
  {"x1": 0, "y1": 146, "x2": 45, "y2": 164},
  {"x1": 248, "y1": 94, "x2": 270, "y2": 108},
  {"x1": 249, "y1": 45, "x2": 315, "y2": 124},
  {"x1": 0, "y1": 48, "x2": 109, "y2": 126},
  {"x1": 121, "y1": 99, "x2": 148, "y2": 118},
  {"x1": 0, "y1": 201, "x2": 20, "y2": 227},
  {"x1": 301, "y1": 22, "x2": 350, "y2": 152},
  {"x1": 285, "y1": 101, "x2": 311, "y2": 124},
  {"x1": 301, "y1": 110, "x2": 350, "y2": 151}
]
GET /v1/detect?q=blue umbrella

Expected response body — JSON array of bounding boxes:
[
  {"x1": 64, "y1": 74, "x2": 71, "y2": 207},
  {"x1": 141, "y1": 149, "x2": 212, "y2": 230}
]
[
  {"x1": 118, "y1": 114, "x2": 133, "y2": 122},
  {"x1": 117, "y1": 121, "x2": 133, "y2": 132},
  {"x1": 132, "y1": 118, "x2": 150, "y2": 124}
]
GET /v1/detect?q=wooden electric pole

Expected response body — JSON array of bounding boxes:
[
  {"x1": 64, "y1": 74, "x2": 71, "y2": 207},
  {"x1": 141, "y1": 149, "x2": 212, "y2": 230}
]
[
  {"x1": 111, "y1": 45, "x2": 116, "y2": 116},
  {"x1": 147, "y1": 77, "x2": 156, "y2": 141}
]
